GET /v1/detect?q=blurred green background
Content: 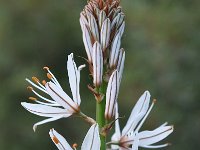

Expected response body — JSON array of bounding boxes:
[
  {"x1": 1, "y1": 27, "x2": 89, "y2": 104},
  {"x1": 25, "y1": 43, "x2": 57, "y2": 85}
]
[{"x1": 0, "y1": 0, "x2": 200, "y2": 149}]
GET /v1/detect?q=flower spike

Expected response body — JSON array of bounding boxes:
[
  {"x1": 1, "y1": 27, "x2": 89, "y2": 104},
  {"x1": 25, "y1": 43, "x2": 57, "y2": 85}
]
[{"x1": 80, "y1": 0, "x2": 125, "y2": 76}]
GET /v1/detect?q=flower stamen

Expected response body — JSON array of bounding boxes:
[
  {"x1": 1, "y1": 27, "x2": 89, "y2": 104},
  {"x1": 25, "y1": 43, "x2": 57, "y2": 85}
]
[
  {"x1": 42, "y1": 80, "x2": 47, "y2": 86},
  {"x1": 29, "y1": 97, "x2": 37, "y2": 101},
  {"x1": 72, "y1": 143, "x2": 78, "y2": 150},
  {"x1": 27, "y1": 86, "x2": 33, "y2": 91},
  {"x1": 26, "y1": 78, "x2": 47, "y2": 93},
  {"x1": 52, "y1": 136, "x2": 59, "y2": 144},
  {"x1": 47, "y1": 73, "x2": 53, "y2": 80},
  {"x1": 32, "y1": 76, "x2": 40, "y2": 83},
  {"x1": 43, "y1": 66, "x2": 62, "y2": 89}
]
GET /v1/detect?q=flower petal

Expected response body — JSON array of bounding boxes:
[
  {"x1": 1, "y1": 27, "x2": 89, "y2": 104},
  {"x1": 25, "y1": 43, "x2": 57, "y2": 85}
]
[
  {"x1": 122, "y1": 91, "x2": 150, "y2": 136},
  {"x1": 46, "y1": 82, "x2": 79, "y2": 113},
  {"x1": 33, "y1": 116, "x2": 65, "y2": 132},
  {"x1": 138, "y1": 125, "x2": 173, "y2": 146},
  {"x1": 141, "y1": 143, "x2": 169, "y2": 148},
  {"x1": 111, "y1": 103, "x2": 121, "y2": 149},
  {"x1": 49, "y1": 128, "x2": 73, "y2": 150},
  {"x1": 21, "y1": 102, "x2": 70, "y2": 118},
  {"x1": 67, "y1": 53, "x2": 81, "y2": 105},
  {"x1": 131, "y1": 136, "x2": 139, "y2": 150},
  {"x1": 81, "y1": 124, "x2": 100, "y2": 150}
]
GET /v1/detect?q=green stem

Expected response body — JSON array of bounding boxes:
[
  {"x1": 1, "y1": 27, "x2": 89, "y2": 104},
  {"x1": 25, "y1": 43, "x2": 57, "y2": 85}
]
[{"x1": 96, "y1": 81, "x2": 107, "y2": 150}]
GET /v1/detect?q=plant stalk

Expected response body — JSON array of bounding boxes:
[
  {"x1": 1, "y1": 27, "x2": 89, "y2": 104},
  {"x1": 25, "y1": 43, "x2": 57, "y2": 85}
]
[{"x1": 96, "y1": 81, "x2": 107, "y2": 150}]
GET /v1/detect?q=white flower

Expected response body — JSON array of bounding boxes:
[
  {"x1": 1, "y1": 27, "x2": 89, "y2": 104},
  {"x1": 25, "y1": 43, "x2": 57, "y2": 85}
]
[
  {"x1": 49, "y1": 124, "x2": 100, "y2": 150},
  {"x1": 111, "y1": 91, "x2": 173, "y2": 150},
  {"x1": 21, "y1": 53, "x2": 85, "y2": 131},
  {"x1": 105, "y1": 70, "x2": 120, "y2": 120}
]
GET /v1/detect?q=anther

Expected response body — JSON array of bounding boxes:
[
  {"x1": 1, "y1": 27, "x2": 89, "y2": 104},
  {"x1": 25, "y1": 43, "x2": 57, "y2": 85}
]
[
  {"x1": 42, "y1": 80, "x2": 47, "y2": 86},
  {"x1": 52, "y1": 136, "x2": 59, "y2": 144},
  {"x1": 32, "y1": 77, "x2": 40, "y2": 83},
  {"x1": 27, "y1": 86, "x2": 33, "y2": 91},
  {"x1": 72, "y1": 143, "x2": 78, "y2": 149},
  {"x1": 47, "y1": 73, "x2": 53, "y2": 79},
  {"x1": 43, "y1": 66, "x2": 49, "y2": 70},
  {"x1": 167, "y1": 143, "x2": 172, "y2": 146},
  {"x1": 153, "y1": 99, "x2": 157, "y2": 103},
  {"x1": 29, "y1": 97, "x2": 37, "y2": 101}
]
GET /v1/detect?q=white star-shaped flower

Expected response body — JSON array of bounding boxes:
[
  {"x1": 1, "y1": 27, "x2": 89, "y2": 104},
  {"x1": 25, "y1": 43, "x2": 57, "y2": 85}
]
[
  {"x1": 111, "y1": 91, "x2": 173, "y2": 150},
  {"x1": 21, "y1": 53, "x2": 85, "y2": 131}
]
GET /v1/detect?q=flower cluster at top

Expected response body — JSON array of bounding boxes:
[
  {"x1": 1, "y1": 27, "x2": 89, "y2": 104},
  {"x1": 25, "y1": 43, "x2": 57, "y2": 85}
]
[{"x1": 21, "y1": 0, "x2": 173, "y2": 150}]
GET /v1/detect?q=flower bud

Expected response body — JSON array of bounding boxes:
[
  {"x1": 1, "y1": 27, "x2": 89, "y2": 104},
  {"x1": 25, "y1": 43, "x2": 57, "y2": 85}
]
[
  {"x1": 117, "y1": 48, "x2": 125, "y2": 84},
  {"x1": 109, "y1": 32, "x2": 121, "y2": 68},
  {"x1": 82, "y1": 25, "x2": 93, "y2": 63},
  {"x1": 92, "y1": 42, "x2": 103, "y2": 87},
  {"x1": 105, "y1": 70, "x2": 120, "y2": 120},
  {"x1": 101, "y1": 18, "x2": 111, "y2": 52}
]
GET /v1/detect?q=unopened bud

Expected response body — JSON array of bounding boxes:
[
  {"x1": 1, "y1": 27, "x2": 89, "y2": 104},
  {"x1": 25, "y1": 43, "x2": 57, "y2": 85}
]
[
  {"x1": 105, "y1": 70, "x2": 120, "y2": 120},
  {"x1": 82, "y1": 25, "x2": 93, "y2": 63},
  {"x1": 101, "y1": 18, "x2": 111, "y2": 51},
  {"x1": 109, "y1": 32, "x2": 121, "y2": 68},
  {"x1": 117, "y1": 48, "x2": 125, "y2": 84},
  {"x1": 92, "y1": 42, "x2": 103, "y2": 87}
]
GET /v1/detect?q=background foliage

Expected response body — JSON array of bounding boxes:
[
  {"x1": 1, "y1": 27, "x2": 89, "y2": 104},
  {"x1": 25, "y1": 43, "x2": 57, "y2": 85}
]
[{"x1": 0, "y1": 0, "x2": 199, "y2": 149}]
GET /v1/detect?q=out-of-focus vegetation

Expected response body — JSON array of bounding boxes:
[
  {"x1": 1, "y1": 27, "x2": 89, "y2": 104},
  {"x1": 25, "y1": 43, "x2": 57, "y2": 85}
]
[{"x1": 0, "y1": 0, "x2": 199, "y2": 149}]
